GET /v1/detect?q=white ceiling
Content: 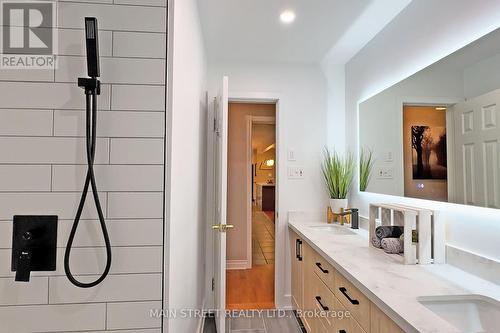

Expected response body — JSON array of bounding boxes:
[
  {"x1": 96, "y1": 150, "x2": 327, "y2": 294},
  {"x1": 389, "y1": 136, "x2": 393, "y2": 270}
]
[{"x1": 197, "y1": 0, "x2": 412, "y2": 64}]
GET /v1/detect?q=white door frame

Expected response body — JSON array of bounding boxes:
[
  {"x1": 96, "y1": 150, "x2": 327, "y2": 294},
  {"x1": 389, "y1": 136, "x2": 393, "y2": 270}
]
[
  {"x1": 398, "y1": 96, "x2": 461, "y2": 201},
  {"x1": 230, "y1": 91, "x2": 285, "y2": 309},
  {"x1": 204, "y1": 96, "x2": 216, "y2": 311},
  {"x1": 245, "y1": 115, "x2": 276, "y2": 270},
  {"x1": 204, "y1": 91, "x2": 287, "y2": 311}
]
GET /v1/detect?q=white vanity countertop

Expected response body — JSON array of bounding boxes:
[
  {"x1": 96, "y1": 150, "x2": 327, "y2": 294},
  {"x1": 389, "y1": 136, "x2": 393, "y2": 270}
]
[{"x1": 289, "y1": 218, "x2": 500, "y2": 333}]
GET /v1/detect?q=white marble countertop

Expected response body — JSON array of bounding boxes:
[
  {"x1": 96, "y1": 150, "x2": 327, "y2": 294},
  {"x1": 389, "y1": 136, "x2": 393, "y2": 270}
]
[{"x1": 289, "y1": 217, "x2": 500, "y2": 333}]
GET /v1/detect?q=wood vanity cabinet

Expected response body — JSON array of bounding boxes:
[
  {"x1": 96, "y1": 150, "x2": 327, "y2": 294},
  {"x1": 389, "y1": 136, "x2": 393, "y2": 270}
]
[
  {"x1": 289, "y1": 229, "x2": 314, "y2": 332},
  {"x1": 290, "y1": 230, "x2": 405, "y2": 333},
  {"x1": 290, "y1": 229, "x2": 304, "y2": 310},
  {"x1": 370, "y1": 304, "x2": 405, "y2": 333},
  {"x1": 334, "y1": 269, "x2": 371, "y2": 331}
]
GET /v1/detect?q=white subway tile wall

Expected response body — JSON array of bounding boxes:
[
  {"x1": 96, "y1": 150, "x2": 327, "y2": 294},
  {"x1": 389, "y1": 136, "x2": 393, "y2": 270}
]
[
  {"x1": 106, "y1": 301, "x2": 162, "y2": 329},
  {"x1": 0, "y1": 1, "x2": 166, "y2": 332}
]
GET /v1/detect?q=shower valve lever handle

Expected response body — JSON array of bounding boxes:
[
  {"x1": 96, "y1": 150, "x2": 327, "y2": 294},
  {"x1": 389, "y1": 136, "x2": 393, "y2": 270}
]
[{"x1": 15, "y1": 250, "x2": 32, "y2": 282}]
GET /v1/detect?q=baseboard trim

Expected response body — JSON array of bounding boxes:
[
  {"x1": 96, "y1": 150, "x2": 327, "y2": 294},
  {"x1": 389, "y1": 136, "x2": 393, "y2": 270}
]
[
  {"x1": 226, "y1": 259, "x2": 250, "y2": 270},
  {"x1": 197, "y1": 315, "x2": 205, "y2": 333},
  {"x1": 197, "y1": 298, "x2": 206, "y2": 333},
  {"x1": 279, "y1": 294, "x2": 292, "y2": 310}
]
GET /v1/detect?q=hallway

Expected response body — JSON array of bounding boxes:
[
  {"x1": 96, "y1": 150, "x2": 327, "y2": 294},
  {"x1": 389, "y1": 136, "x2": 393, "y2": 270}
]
[
  {"x1": 226, "y1": 211, "x2": 275, "y2": 310},
  {"x1": 252, "y1": 210, "x2": 275, "y2": 265}
]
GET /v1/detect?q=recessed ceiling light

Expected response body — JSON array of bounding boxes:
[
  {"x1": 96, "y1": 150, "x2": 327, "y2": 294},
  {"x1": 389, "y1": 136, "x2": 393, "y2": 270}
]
[{"x1": 280, "y1": 10, "x2": 296, "y2": 24}]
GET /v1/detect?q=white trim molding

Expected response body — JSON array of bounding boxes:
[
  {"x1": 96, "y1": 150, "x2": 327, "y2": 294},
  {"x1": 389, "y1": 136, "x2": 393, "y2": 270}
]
[
  {"x1": 226, "y1": 260, "x2": 250, "y2": 270},
  {"x1": 228, "y1": 91, "x2": 288, "y2": 309}
]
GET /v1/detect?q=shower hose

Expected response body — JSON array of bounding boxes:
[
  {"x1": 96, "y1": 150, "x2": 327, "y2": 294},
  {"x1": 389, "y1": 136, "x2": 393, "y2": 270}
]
[{"x1": 64, "y1": 88, "x2": 112, "y2": 288}]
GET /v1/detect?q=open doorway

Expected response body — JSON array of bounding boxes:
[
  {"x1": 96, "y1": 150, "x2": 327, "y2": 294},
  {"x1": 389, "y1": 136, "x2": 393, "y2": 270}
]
[
  {"x1": 226, "y1": 102, "x2": 276, "y2": 310},
  {"x1": 403, "y1": 105, "x2": 448, "y2": 202}
]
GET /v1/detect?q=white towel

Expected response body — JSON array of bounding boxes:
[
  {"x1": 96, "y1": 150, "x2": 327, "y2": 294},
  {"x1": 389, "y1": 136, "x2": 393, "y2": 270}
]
[{"x1": 381, "y1": 238, "x2": 403, "y2": 254}]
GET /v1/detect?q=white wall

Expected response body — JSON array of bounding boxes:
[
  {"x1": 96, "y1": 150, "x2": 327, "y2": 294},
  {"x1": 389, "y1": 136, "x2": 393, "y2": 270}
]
[
  {"x1": 464, "y1": 52, "x2": 500, "y2": 99},
  {"x1": 323, "y1": 63, "x2": 346, "y2": 150},
  {"x1": 165, "y1": 0, "x2": 208, "y2": 332},
  {"x1": 208, "y1": 61, "x2": 329, "y2": 307},
  {"x1": 0, "y1": 1, "x2": 166, "y2": 332},
  {"x1": 345, "y1": 0, "x2": 500, "y2": 261}
]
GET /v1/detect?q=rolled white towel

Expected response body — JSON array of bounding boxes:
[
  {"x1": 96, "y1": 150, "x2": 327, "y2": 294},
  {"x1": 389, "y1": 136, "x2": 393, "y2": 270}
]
[
  {"x1": 371, "y1": 236, "x2": 382, "y2": 248},
  {"x1": 381, "y1": 238, "x2": 403, "y2": 254}
]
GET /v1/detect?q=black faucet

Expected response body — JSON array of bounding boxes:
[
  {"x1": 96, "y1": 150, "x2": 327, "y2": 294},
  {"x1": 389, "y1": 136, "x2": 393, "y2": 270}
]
[{"x1": 336, "y1": 208, "x2": 359, "y2": 229}]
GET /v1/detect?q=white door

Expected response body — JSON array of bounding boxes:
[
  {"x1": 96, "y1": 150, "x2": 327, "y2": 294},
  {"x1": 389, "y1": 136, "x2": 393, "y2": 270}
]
[
  {"x1": 213, "y1": 76, "x2": 229, "y2": 332},
  {"x1": 452, "y1": 88, "x2": 500, "y2": 208}
]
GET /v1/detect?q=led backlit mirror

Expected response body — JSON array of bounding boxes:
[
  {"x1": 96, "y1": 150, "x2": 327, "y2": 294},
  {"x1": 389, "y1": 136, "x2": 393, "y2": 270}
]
[{"x1": 359, "y1": 28, "x2": 500, "y2": 209}]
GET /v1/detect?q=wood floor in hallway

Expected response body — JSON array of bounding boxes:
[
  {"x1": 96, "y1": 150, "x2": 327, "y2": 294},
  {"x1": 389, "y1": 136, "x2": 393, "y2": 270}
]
[
  {"x1": 226, "y1": 211, "x2": 275, "y2": 310},
  {"x1": 226, "y1": 263, "x2": 274, "y2": 310}
]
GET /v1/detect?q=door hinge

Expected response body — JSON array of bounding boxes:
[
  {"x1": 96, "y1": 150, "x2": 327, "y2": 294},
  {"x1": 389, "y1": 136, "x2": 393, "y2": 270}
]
[{"x1": 211, "y1": 277, "x2": 215, "y2": 291}]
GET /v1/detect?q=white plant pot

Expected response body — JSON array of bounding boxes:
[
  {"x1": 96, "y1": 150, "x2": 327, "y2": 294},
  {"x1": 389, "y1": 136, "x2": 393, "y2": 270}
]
[{"x1": 329, "y1": 198, "x2": 348, "y2": 213}]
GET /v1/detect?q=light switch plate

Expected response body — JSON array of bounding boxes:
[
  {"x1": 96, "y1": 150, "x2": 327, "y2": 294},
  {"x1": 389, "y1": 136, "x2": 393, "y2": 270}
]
[
  {"x1": 287, "y1": 149, "x2": 296, "y2": 161},
  {"x1": 385, "y1": 150, "x2": 393, "y2": 162},
  {"x1": 288, "y1": 166, "x2": 304, "y2": 179},
  {"x1": 376, "y1": 166, "x2": 394, "y2": 179}
]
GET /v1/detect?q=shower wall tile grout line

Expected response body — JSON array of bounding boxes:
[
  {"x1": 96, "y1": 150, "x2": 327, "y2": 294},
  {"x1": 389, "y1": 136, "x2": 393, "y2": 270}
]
[
  {"x1": 106, "y1": 191, "x2": 109, "y2": 219},
  {"x1": 105, "y1": 302, "x2": 108, "y2": 330},
  {"x1": 61, "y1": 0, "x2": 167, "y2": 9},
  {"x1": 0, "y1": 80, "x2": 165, "y2": 87},
  {"x1": 109, "y1": 84, "x2": 113, "y2": 110},
  {"x1": 52, "y1": 109, "x2": 55, "y2": 136},
  {"x1": 0, "y1": 298, "x2": 163, "y2": 308}
]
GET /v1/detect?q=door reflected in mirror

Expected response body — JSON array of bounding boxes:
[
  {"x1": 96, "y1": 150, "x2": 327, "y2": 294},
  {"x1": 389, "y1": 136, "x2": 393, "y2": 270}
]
[{"x1": 404, "y1": 105, "x2": 448, "y2": 202}]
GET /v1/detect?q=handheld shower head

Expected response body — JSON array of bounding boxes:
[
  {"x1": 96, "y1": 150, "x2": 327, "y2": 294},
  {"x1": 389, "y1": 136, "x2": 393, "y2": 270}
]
[
  {"x1": 84, "y1": 17, "x2": 100, "y2": 78},
  {"x1": 66, "y1": 17, "x2": 110, "y2": 288}
]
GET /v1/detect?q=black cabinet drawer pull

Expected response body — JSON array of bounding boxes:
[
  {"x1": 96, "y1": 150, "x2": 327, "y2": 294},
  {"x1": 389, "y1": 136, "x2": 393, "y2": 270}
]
[
  {"x1": 297, "y1": 240, "x2": 303, "y2": 261},
  {"x1": 339, "y1": 330, "x2": 347, "y2": 333},
  {"x1": 339, "y1": 287, "x2": 359, "y2": 305},
  {"x1": 315, "y1": 296, "x2": 329, "y2": 311},
  {"x1": 315, "y1": 262, "x2": 329, "y2": 274},
  {"x1": 295, "y1": 239, "x2": 300, "y2": 260}
]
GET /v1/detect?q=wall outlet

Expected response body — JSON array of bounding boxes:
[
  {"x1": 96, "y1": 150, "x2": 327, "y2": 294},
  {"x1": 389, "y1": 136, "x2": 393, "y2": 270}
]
[
  {"x1": 288, "y1": 166, "x2": 304, "y2": 179},
  {"x1": 376, "y1": 166, "x2": 394, "y2": 179}
]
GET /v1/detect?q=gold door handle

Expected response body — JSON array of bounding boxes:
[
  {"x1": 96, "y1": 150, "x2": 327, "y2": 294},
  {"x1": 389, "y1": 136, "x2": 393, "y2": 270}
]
[{"x1": 212, "y1": 224, "x2": 234, "y2": 232}]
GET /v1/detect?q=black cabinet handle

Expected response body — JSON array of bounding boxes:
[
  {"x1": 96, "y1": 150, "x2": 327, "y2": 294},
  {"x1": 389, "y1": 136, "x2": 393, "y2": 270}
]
[
  {"x1": 315, "y1": 296, "x2": 329, "y2": 311},
  {"x1": 315, "y1": 262, "x2": 329, "y2": 274},
  {"x1": 339, "y1": 287, "x2": 359, "y2": 305},
  {"x1": 339, "y1": 330, "x2": 347, "y2": 333},
  {"x1": 297, "y1": 240, "x2": 303, "y2": 261},
  {"x1": 295, "y1": 239, "x2": 300, "y2": 260}
]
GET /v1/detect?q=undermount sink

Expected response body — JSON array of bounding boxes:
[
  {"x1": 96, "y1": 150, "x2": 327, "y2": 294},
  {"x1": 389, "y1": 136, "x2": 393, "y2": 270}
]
[
  {"x1": 307, "y1": 225, "x2": 355, "y2": 235},
  {"x1": 418, "y1": 295, "x2": 500, "y2": 332}
]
